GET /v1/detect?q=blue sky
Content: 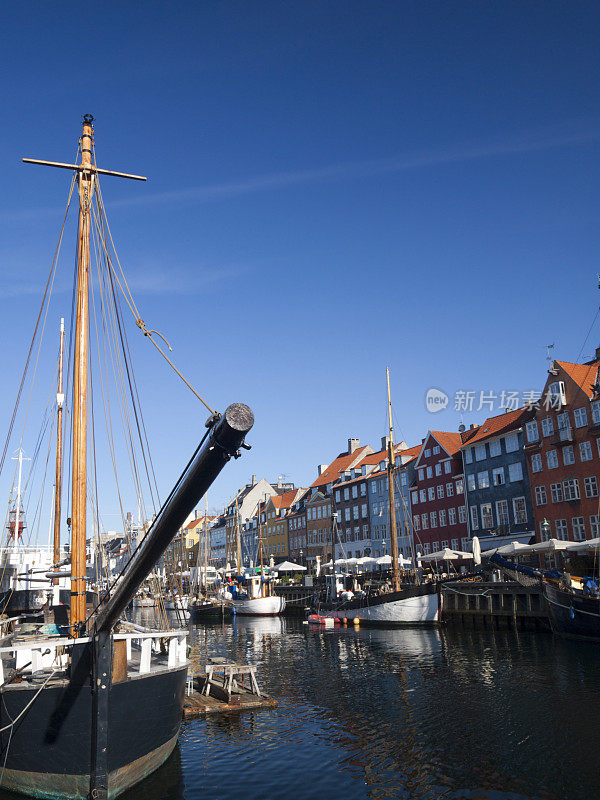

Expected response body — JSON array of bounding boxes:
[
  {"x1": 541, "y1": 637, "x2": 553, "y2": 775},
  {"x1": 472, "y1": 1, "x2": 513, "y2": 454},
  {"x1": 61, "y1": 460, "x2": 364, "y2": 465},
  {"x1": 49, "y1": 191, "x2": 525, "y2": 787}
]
[{"x1": 1, "y1": 2, "x2": 600, "y2": 533}]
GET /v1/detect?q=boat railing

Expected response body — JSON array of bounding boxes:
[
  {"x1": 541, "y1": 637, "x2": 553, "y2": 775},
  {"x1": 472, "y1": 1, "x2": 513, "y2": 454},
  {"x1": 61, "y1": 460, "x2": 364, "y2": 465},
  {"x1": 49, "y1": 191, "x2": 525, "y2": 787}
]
[{"x1": 0, "y1": 629, "x2": 188, "y2": 683}]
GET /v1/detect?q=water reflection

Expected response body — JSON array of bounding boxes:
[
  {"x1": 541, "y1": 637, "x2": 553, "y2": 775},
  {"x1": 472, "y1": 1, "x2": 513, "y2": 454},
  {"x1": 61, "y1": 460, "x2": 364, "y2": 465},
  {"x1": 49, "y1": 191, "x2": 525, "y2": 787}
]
[{"x1": 2, "y1": 613, "x2": 595, "y2": 800}]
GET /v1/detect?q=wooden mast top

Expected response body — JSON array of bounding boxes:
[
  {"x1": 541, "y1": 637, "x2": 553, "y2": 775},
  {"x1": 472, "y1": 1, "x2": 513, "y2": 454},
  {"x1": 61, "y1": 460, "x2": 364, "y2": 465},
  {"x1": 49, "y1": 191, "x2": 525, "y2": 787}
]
[
  {"x1": 386, "y1": 368, "x2": 401, "y2": 592},
  {"x1": 23, "y1": 116, "x2": 147, "y2": 637}
]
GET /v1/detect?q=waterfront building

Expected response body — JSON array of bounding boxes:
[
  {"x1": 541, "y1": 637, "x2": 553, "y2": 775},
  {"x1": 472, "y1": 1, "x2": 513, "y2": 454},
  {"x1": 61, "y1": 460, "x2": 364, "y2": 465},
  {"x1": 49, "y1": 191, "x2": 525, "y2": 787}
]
[
  {"x1": 287, "y1": 497, "x2": 308, "y2": 566},
  {"x1": 224, "y1": 475, "x2": 294, "y2": 566},
  {"x1": 264, "y1": 489, "x2": 307, "y2": 561},
  {"x1": 461, "y1": 407, "x2": 536, "y2": 545},
  {"x1": 305, "y1": 438, "x2": 374, "y2": 567},
  {"x1": 209, "y1": 515, "x2": 227, "y2": 566},
  {"x1": 181, "y1": 513, "x2": 217, "y2": 550},
  {"x1": 367, "y1": 443, "x2": 421, "y2": 559},
  {"x1": 525, "y1": 357, "x2": 600, "y2": 542},
  {"x1": 410, "y1": 431, "x2": 471, "y2": 555},
  {"x1": 305, "y1": 490, "x2": 334, "y2": 565}
]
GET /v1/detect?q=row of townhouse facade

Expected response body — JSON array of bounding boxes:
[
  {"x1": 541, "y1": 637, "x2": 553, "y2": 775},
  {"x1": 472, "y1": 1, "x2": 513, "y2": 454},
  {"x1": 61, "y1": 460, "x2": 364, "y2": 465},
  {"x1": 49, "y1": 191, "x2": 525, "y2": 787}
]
[{"x1": 200, "y1": 353, "x2": 600, "y2": 567}]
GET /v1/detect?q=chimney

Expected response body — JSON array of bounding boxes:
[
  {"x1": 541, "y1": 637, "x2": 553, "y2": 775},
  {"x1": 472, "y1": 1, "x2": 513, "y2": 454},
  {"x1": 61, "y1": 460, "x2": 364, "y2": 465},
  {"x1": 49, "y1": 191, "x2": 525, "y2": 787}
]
[
  {"x1": 595, "y1": 347, "x2": 600, "y2": 361},
  {"x1": 348, "y1": 437, "x2": 360, "y2": 454},
  {"x1": 317, "y1": 464, "x2": 328, "y2": 477},
  {"x1": 381, "y1": 435, "x2": 390, "y2": 452},
  {"x1": 277, "y1": 476, "x2": 282, "y2": 488},
  {"x1": 469, "y1": 423, "x2": 477, "y2": 430},
  {"x1": 251, "y1": 474, "x2": 257, "y2": 486}
]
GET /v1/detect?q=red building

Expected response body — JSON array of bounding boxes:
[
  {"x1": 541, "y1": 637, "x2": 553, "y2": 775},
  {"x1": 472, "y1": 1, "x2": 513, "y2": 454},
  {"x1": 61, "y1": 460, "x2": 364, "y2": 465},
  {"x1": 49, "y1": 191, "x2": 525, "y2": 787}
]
[
  {"x1": 525, "y1": 357, "x2": 600, "y2": 543},
  {"x1": 410, "y1": 430, "x2": 472, "y2": 555}
]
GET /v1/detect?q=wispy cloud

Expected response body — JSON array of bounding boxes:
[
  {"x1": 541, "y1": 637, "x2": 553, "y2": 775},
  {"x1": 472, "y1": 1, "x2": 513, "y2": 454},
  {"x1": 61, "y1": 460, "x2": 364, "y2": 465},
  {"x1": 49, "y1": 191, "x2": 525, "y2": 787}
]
[
  {"x1": 111, "y1": 119, "x2": 600, "y2": 209},
  {"x1": 123, "y1": 262, "x2": 252, "y2": 295}
]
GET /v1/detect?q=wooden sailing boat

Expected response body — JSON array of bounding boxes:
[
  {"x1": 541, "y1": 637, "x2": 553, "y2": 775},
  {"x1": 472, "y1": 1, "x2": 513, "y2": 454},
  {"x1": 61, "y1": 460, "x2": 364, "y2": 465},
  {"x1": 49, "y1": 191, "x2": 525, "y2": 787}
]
[
  {"x1": 189, "y1": 497, "x2": 231, "y2": 621},
  {"x1": 322, "y1": 368, "x2": 438, "y2": 625},
  {"x1": 0, "y1": 116, "x2": 254, "y2": 799},
  {"x1": 230, "y1": 499, "x2": 285, "y2": 616}
]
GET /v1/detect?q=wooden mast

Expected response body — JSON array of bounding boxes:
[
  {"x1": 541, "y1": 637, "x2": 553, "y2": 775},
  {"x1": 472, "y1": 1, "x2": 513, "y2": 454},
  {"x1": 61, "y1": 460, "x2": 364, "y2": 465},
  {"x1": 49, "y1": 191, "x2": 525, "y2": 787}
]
[
  {"x1": 52, "y1": 318, "x2": 65, "y2": 583},
  {"x1": 235, "y1": 499, "x2": 242, "y2": 571},
  {"x1": 203, "y1": 495, "x2": 209, "y2": 594},
  {"x1": 386, "y1": 367, "x2": 400, "y2": 592},
  {"x1": 70, "y1": 116, "x2": 95, "y2": 633}
]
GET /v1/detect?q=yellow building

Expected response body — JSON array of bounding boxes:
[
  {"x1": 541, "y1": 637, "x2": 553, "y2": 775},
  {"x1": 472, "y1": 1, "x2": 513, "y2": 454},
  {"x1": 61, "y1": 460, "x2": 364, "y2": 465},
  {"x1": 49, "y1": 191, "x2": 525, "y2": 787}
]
[{"x1": 263, "y1": 489, "x2": 307, "y2": 562}]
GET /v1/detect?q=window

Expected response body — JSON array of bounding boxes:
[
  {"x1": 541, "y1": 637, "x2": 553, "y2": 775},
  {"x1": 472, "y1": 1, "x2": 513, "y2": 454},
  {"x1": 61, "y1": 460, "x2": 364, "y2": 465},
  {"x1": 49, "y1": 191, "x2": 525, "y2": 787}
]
[
  {"x1": 352, "y1": 485, "x2": 358, "y2": 499},
  {"x1": 526, "y1": 421, "x2": 539, "y2": 443},
  {"x1": 492, "y1": 467, "x2": 505, "y2": 485},
  {"x1": 563, "y1": 445, "x2": 575, "y2": 466},
  {"x1": 456, "y1": 479, "x2": 464, "y2": 494},
  {"x1": 344, "y1": 508, "x2": 351, "y2": 522},
  {"x1": 317, "y1": 506, "x2": 322, "y2": 519},
  {"x1": 592, "y1": 401, "x2": 600, "y2": 425},
  {"x1": 428, "y1": 487, "x2": 435, "y2": 501},
  {"x1": 361, "y1": 503, "x2": 368, "y2": 517},
  {"x1": 430, "y1": 511, "x2": 437, "y2": 528},
  {"x1": 541, "y1": 417, "x2": 554, "y2": 437},
  {"x1": 585, "y1": 476, "x2": 598, "y2": 498},
  {"x1": 547, "y1": 381, "x2": 566, "y2": 408},
  {"x1": 465, "y1": 449, "x2": 473, "y2": 464},
  {"x1": 546, "y1": 450, "x2": 559, "y2": 469},
  {"x1": 531, "y1": 453, "x2": 542, "y2": 473},
  {"x1": 467, "y1": 474, "x2": 476, "y2": 491},
  {"x1": 424, "y1": 448, "x2": 431, "y2": 458},
  {"x1": 557, "y1": 412, "x2": 570, "y2": 431},
  {"x1": 343, "y1": 488, "x2": 349, "y2": 500},
  {"x1": 505, "y1": 434, "x2": 519, "y2": 453},
  {"x1": 461, "y1": 537, "x2": 470, "y2": 550},
  {"x1": 458, "y1": 505, "x2": 467, "y2": 523},
  {"x1": 580, "y1": 441, "x2": 593, "y2": 462},
  {"x1": 563, "y1": 478, "x2": 580, "y2": 501},
  {"x1": 449, "y1": 507, "x2": 457, "y2": 525},
  {"x1": 481, "y1": 503, "x2": 493, "y2": 528},
  {"x1": 513, "y1": 497, "x2": 527, "y2": 525},
  {"x1": 591, "y1": 515, "x2": 600, "y2": 537},
  {"x1": 420, "y1": 489, "x2": 426, "y2": 503},
  {"x1": 426, "y1": 466, "x2": 433, "y2": 479},
  {"x1": 496, "y1": 499, "x2": 509, "y2": 526},
  {"x1": 423, "y1": 542, "x2": 431, "y2": 555},
  {"x1": 508, "y1": 462, "x2": 523, "y2": 482},
  {"x1": 360, "y1": 483, "x2": 366, "y2": 496},
  {"x1": 335, "y1": 490, "x2": 341, "y2": 503},
  {"x1": 433, "y1": 445, "x2": 440, "y2": 454},
  {"x1": 572, "y1": 517, "x2": 586, "y2": 541},
  {"x1": 439, "y1": 509, "x2": 447, "y2": 526},
  {"x1": 437, "y1": 485, "x2": 444, "y2": 499},
  {"x1": 574, "y1": 408, "x2": 588, "y2": 428},
  {"x1": 418, "y1": 468, "x2": 424, "y2": 481},
  {"x1": 421, "y1": 514, "x2": 429, "y2": 530},
  {"x1": 401, "y1": 473, "x2": 407, "y2": 486},
  {"x1": 413, "y1": 515, "x2": 420, "y2": 532},
  {"x1": 441, "y1": 540, "x2": 449, "y2": 550},
  {"x1": 444, "y1": 461, "x2": 451, "y2": 474},
  {"x1": 475, "y1": 444, "x2": 486, "y2": 461},
  {"x1": 556, "y1": 519, "x2": 568, "y2": 540},
  {"x1": 353, "y1": 506, "x2": 359, "y2": 520},
  {"x1": 470, "y1": 506, "x2": 479, "y2": 530},
  {"x1": 446, "y1": 482, "x2": 454, "y2": 497},
  {"x1": 477, "y1": 471, "x2": 490, "y2": 489},
  {"x1": 450, "y1": 538, "x2": 458, "y2": 550},
  {"x1": 535, "y1": 486, "x2": 547, "y2": 506},
  {"x1": 370, "y1": 482, "x2": 377, "y2": 495},
  {"x1": 435, "y1": 463, "x2": 442, "y2": 476},
  {"x1": 489, "y1": 440, "x2": 501, "y2": 457},
  {"x1": 550, "y1": 482, "x2": 563, "y2": 503}
]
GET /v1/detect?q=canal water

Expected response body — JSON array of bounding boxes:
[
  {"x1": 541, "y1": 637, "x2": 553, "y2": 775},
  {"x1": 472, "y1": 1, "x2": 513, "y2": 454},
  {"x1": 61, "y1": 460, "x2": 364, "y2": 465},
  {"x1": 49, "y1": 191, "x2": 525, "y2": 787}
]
[{"x1": 126, "y1": 616, "x2": 599, "y2": 800}]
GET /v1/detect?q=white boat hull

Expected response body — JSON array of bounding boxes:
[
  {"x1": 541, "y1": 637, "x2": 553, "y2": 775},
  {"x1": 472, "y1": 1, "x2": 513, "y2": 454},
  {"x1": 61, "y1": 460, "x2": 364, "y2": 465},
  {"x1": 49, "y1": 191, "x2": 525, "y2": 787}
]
[
  {"x1": 232, "y1": 595, "x2": 286, "y2": 616},
  {"x1": 325, "y1": 591, "x2": 439, "y2": 625}
]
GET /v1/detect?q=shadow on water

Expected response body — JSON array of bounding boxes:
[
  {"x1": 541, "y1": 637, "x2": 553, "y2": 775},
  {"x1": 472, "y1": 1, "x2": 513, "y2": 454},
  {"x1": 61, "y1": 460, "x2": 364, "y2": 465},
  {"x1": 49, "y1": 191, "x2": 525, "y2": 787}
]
[{"x1": 2, "y1": 616, "x2": 598, "y2": 800}]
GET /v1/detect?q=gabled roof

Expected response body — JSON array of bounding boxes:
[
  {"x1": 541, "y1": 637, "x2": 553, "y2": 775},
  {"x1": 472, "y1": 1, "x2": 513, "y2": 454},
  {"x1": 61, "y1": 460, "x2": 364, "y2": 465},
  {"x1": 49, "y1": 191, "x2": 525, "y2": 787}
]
[
  {"x1": 460, "y1": 407, "x2": 534, "y2": 447},
  {"x1": 268, "y1": 488, "x2": 307, "y2": 512},
  {"x1": 183, "y1": 515, "x2": 216, "y2": 530},
  {"x1": 556, "y1": 359, "x2": 600, "y2": 400},
  {"x1": 310, "y1": 445, "x2": 372, "y2": 488},
  {"x1": 429, "y1": 430, "x2": 464, "y2": 457}
]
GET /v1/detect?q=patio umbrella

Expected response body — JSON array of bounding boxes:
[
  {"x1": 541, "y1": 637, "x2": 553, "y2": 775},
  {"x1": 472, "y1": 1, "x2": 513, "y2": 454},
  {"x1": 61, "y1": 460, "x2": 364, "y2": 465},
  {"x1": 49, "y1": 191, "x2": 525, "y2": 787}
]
[
  {"x1": 496, "y1": 541, "x2": 534, "y2": 557},
  {"x1": 420, "y1": 548, "x2": 474, "y2": 563},
  {"x1": 272, "y1": 560, "x2": 307, "y2": 572},
  {"x1": 376, "y1": 554, "x2": 392, "y2": 565},
  {"x1": 529, "y1": 538, "x2": 571, "y2": 553},
  {"x1": 565, "y1": 537, "x2": 600, "y2": 553}
]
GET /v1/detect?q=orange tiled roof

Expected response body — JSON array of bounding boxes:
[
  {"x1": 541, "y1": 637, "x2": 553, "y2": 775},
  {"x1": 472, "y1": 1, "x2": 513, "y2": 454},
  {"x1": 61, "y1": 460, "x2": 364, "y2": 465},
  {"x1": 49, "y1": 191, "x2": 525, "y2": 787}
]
[
  {"x1": 310, "y1": 445, "x2": 372, "y2": 488},
  {"x1": 428, "y1": 430, "x2": 464, "y2": 457},
  {"x1": 556, "y1": 360, "x2": 600, "y2": 399},
  {"x1": 460, "y1": 407, "x2": 533, "y2": 447}
]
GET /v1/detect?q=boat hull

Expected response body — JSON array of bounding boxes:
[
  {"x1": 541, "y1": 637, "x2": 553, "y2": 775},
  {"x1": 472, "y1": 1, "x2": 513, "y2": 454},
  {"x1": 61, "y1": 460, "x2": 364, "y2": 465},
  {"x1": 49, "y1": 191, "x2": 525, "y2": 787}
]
[
  {"x1": 232, "y1": 596, "x2": 286, "y2": 616},
  {"x1": 189, "y1": 600, "x2": 232, "y2": 621},
  {"x1": 0, "y1": 663, "x2": 187, "y2": 800},
  {"x1": 543, "y1": 580, "x2": 600, "y2": 641},
  {"x1": 321, "y1": 585, "x2": 439, "y2": 626}
]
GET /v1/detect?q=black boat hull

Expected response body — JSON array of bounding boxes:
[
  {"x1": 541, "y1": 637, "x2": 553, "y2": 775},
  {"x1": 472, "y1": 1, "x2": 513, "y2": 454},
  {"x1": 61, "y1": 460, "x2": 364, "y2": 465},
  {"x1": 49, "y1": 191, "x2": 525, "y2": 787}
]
[
  {"x1": 0, "y1": 663, "x2": 187, "y2": 799},
  {"x1": 543, "y1": 580, "x2": 600, "y2": 641}
]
